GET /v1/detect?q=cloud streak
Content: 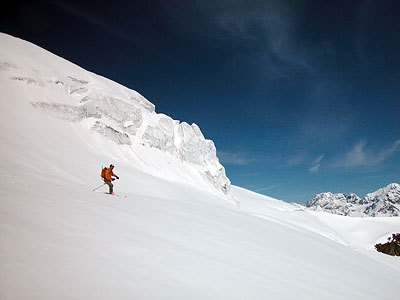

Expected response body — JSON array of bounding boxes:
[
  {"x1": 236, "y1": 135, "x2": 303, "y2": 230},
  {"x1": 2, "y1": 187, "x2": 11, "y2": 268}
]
[
  {"x1": 309, "y1": 154, "x2": 325, "y2": 173},
  {"x1": 218, "y1": 151, "x2": 252, "y2": 166},
  {"x1": 335, "y1": 140, "x2": 400, "y2": 168},
  {"x1": 218, "y1": 150, "x2": 278, "y2": 166},
  {"x1": 162, "y1": 0, "x2": 313, "y2": 76},
  {"x1": 255, "y1": 185, "x2": 278, "y2": 193},
  {"x1": 214, "y1": 0, "x2": 312, "y2": 71},
  {"x1": 53, "y1": 1, "x2": 155, "y2": 50}
]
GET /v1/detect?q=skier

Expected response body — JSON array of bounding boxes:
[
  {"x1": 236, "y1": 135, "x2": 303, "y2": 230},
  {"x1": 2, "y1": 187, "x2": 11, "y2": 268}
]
[{"x1": 103, "y1": 164, "x2": 119, "y2": 195}]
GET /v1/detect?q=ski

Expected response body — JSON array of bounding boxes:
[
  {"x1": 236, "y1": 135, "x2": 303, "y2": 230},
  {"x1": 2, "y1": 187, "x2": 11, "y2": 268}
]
[
  {"x1": 103, "y1": 192, "x2": 127, "y2": 198},
  {"x1": 93, "y1": 190, "x2": 127, "y2": 198}
]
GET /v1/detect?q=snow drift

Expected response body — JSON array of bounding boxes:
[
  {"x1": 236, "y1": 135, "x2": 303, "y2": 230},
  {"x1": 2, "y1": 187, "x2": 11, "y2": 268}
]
[{"x1": 1, "y1": 33, "x2": 400, "y2": 300}]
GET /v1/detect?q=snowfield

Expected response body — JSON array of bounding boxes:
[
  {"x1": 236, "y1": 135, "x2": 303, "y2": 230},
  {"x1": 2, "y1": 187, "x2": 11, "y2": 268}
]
[{"x1": 1, "y1": 33, "x2": 399, "y2": 300}]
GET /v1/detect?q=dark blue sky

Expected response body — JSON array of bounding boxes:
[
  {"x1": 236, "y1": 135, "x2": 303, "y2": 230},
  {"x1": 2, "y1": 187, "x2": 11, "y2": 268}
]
[{"x1": 2, "y1": 0, "x2": 399, "y2": 203}]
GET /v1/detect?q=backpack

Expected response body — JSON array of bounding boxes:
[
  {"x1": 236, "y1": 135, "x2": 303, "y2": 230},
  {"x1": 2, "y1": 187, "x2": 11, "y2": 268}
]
[{"x1": 101, "y1": 167, "x2": 107, "y2": 179}]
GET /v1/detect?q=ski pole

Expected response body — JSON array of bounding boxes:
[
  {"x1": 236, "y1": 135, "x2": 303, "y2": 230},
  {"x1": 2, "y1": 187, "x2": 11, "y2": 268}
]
[{"x1": 93, "y1": 183, "x2": 106, "y2": 191}]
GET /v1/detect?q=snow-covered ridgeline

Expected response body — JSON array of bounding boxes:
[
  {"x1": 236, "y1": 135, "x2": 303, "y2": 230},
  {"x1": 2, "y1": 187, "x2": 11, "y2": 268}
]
[
  {"x1": 305, "y1": 183, "x2": 400, "y2": 217},
  {"x1": 0, "y1": 33, "x2": 230, "y2": 195}
]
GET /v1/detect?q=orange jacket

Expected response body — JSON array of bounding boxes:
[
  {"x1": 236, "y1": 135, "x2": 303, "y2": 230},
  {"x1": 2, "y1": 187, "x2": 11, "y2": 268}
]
[{"x1": 104, "y1": 168, "x2": 117, "y2": 181}]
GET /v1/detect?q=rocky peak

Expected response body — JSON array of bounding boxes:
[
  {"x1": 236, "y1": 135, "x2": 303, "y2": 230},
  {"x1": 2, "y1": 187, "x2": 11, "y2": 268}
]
[{"x1": 305, "y1": 183, "x2": 400, "y2": 217}]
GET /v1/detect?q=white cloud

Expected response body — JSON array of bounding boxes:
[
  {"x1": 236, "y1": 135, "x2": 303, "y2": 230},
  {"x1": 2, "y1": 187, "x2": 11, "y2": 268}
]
[
  {"x1": 343, "y1": 141, "x2": 368, "y2": 167},
  {"x1": 53, "y1": 2, "x2": 144, "y2": 46},
  {"x1": 314, "y1": 154, "x2": 325, "y2": 165},
  {"x1": 309, "y1": 154, "x2": 325, "y2": 173},
  {"x1": 255, "y1": 185, "x2": 278, "y2": 193},
  {"x1": 218, "y1": 151, "x2": 251, "y2": 166},
  {"x1": 162, "y1": 0, "x2": 313, "y2": 76},
  {"x1": 336, "y1": 139, "x2": 400, "y2": 167},
  {"x1": 286, "y1": 154, "x2": 305, "y2": 167},
  {"x1": 309, "y1": 164, "x2": 320, "y2": 173},
  {"x1": 216, "y1": 0, "x2": 312, "y2": 71},
  {"x1": 377, "y1": 139, "x2": 400, "y2": 162}
]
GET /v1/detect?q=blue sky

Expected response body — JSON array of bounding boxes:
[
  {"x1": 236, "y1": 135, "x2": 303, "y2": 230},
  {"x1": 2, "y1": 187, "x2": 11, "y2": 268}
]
[{"x1": 1, "y1": 0, "x2": 399, "y2": 203}]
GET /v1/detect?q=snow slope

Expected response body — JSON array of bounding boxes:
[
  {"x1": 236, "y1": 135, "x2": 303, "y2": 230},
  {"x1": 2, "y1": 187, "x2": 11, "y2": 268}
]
[
  {"x1": 1, "y1": 33, "x2": 400, "y2": 300},
  {"x1": 0, "y1": 32, "x2": 230, "y2": 196}
]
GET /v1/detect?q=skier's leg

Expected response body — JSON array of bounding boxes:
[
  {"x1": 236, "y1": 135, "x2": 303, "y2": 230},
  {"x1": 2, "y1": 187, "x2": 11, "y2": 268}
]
[{"x1": 105, "y1": 181, "x2": 113, "y2": 194}]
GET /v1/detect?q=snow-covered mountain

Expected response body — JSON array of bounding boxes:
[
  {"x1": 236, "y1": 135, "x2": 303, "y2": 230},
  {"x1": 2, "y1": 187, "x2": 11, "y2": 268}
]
[
  {"x1": 0, "y1": 33, "x2": 230, "y2": 196},
  {"x1": 305, "y1": 183, "x2": 400, "y2": 217},
  {"x1": 1, "y1": 33, "x2": 400, "y2": 300}
]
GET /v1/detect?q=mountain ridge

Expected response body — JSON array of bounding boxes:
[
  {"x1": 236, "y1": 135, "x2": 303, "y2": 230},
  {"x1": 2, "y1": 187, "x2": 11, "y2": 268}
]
[{"x1": 305, "y1": 183, "x2": 400, "y2": 217}]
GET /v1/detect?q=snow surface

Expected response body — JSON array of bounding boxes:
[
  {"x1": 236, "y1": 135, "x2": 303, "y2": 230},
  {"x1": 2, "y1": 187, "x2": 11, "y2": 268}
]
[{"x1": 1, "y1": 33, "x2": 400, "y2": 300}]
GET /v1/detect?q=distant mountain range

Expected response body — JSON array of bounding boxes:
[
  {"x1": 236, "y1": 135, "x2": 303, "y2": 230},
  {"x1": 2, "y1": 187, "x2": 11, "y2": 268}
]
[{"x1": 305, "y1": 183, "x2": 400, "y2": 217}]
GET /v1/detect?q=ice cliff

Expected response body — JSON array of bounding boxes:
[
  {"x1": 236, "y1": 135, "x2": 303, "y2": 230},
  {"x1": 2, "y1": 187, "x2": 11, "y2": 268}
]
[{"x1": 0, "y1": 33, "x2": 230, "y2": 195}]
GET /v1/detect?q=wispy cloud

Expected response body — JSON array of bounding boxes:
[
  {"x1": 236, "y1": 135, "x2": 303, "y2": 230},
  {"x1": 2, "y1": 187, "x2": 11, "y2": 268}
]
[
  {"x1": 335, "y1": 139, "x2": 400, "y2": 167},
  {"x1": 215, "y1": 0, "x2": 312, "y2": 72},
  {"x1": 54, "y1": 2, "x2": 112, "y2": 33},
  {"x1": 309, "y1": 154, "x2": 325, "y2": 173},
  {"x1": 218, "y1": 150, "x2": 279, "y2": 166},
  {"x1": 309, "y1": 164, "x2": 320, "y2": 173},
  {"x1": 255, "y1": 185, "x2": 278, "y2": 193},
  {"x1": 217, "y1": 151, "x2": 252, "y2": 166},
  {"x1": 53, "y1": 2, "x2": 145, "y2": 47},
  {"x1": 163, "y1": 0, "x2": 313, "y2": 76},
  {"x1": 286, "y1": 153, "x2": 305, "y2": 167}
]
